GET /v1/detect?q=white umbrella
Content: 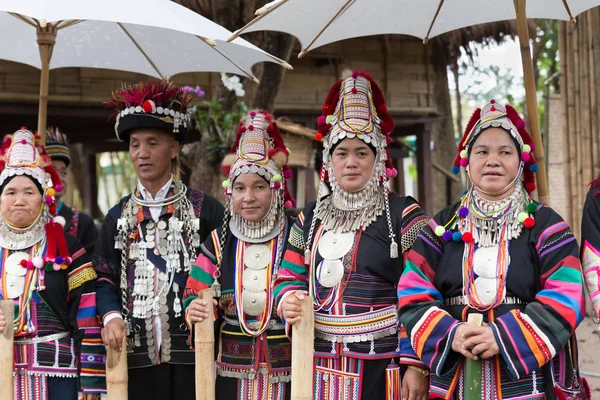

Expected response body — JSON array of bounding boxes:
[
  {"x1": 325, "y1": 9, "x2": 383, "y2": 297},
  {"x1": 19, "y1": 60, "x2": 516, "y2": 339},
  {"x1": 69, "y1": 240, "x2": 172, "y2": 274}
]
[
  {"x1": 0, "y1": 0, "x2": 290, "y2": 141},
  {"x1": 228, "y1": 0, "x2": 600, "y2": 204}
]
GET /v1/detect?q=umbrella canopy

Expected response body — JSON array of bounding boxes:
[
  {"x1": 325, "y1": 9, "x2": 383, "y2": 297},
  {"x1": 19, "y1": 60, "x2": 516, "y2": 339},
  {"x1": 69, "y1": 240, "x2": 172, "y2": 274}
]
[
  {"x1": 0, "y1": 0, "x2": 290, "y2": 140},
  {"x1": 229, "y1": 0, "x2": 600, "y2": 205}
]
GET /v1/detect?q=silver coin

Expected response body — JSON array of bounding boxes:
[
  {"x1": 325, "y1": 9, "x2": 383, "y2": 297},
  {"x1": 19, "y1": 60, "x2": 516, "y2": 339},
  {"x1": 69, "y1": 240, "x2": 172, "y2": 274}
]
[
  {"x1": 5, "y1": 275, "x2": 25, "y2": 299},
  {"x1": 473, "y1": 246, "x2": 500, "y2": 279},
  {"x1": 473, "y1": 277, "x2": 500, "y2": 305},
  {"x1": 242, "y1": 291, "x2": 267, "y2": 316},
  {"x1": 162, "y1": 354, "x2": 171, "y2": 363},
  {"x1": 145, "y1": 323, "x2": 153, "y2": 332},
  {"x1": 163, "y1": 331, "x2": 171, "y2": 340},
  {"x1": 242, "y1": 268, "x2": 268, "y2": 293},
  {"x1": 163, "y1": 342, "x2": 171, "y2": 350},
  {"x1": 147, "y1": 338, "x2": 154, "y2": 347},
  {"x1": 133, "y1": 206, "x2": 141, "y2": 214},
  {"x1": 243, "y1": 244, "x2": 271, "y2": 270},
  {"x1": 159, "y1": 305, "x2": 169, "y2": 314},
  {"x1": 146, "y1": 222, "x2": 155, "y2": 230},
  {"x1": 316, "y1": 259, "x2": 345, "y2": 288},
  {"x1": 163, "y1": 337, "x2": 171, "y2": 344},
  {"x1": 159, "y1": 230, "x2": 168, "y2": 239},
  {"x1": 148, "y1": 351, "x2": 156, "y2": 360},
  {"x1": 158, "y1": 272, "x2": 167, "y2": 281},
  {"x1": 161, "y1": 322, "x2": 170, "y2": 331},
  {"x1": 146, "y1": 234, "x2": 155, "y2": 243},
  {"x1": 157, "y1": 221, "x2": 167, "y2": 230},
  {"x1": 4, "y1": 252, "x2": 30, "y2": 277},
  {"x1": 318, "y1": 231, "x2": 355, "y2": 260},
  {"x1": 159, "y1": 296, "x2": 167, "y2": 305},
  {"x1": 145, "y1": 331, "x2": 153, "y2": 339},
  {"x1": 161, "y1": 313, "x2": 170, "y2": 322},
  {"x1": 131, "y1": 216, "x2": 139, "y2": 226}
]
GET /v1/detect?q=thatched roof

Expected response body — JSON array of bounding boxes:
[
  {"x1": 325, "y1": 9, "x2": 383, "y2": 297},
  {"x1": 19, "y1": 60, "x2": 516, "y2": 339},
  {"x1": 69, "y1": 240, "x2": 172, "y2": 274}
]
[{"x1": 276, "y1": 118, "x2": 316, "y2": 140}]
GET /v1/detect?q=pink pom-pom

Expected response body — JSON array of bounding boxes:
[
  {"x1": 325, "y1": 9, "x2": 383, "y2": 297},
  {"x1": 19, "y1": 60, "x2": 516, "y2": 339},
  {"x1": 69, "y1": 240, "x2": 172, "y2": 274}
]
[
  {"x1": 21, "y1": 126, "x2": 27, "y2": 130},
  {"x1": 273, "y1": 181, "x2": 281, "y2": 189},
  {"x1": 390, "y1": 168, "x2": 397, "y2": 178},
  {"x1": 516, "y1": 120, "x2": 526, "y2": 130},
  {"x1": 55, "y1": 184, "x2": 63, "y2": 192},
  {"x1": 460, "y1": 158, "x2": 469, "y2": 167},
  {"x1": 521, "y1": 152, "x2": 531, "y2": 162},
  {"x1": 250, "y1": 111, "x2": 256, "y2": 117},
  {"x1": 352, "y1": 72, "x2": 358, "y2": 79},
  {"x1": 317, "y1": 115, "x2": 326, "y2": 126},
  {"x1": 490, "y1": 99, "x2": 496, "y2": 104},
  {"x1": 291, "y1": 198, "x2": 297, "y2": 207},
  {"x1": 385, "y1": 136, "x2": 392, "y2": 144},
  {"x1": 65, "y1": 257, "x2": 72, "y2": 265},
  {"x1": 283, "y1": 169, "x2": 292, "y2": 180},
  {"x1": 284, "y1": 200, "x2": 293, "y2": 209},
  {"x1": 45, "y1": 195, "x2": 53, "y2": 204},
  {"x1": 53, "y1": 264, "x2": 61, "y2": 271},
  {"x1": 21, "y1": 139, "x2": 27, "y2": 144},
  {"x1": 385, "y1": 168, "x2": 393, "y2": 179},
  {"x1": 26, "y1": 261, "x2": 35, "y2": 270}
]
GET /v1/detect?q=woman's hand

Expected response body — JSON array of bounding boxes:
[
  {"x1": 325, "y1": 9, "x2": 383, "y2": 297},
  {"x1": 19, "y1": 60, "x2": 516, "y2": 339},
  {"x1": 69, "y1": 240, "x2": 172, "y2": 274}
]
[
  {"x1": 281, "y1": 291, "x2": 306, "y2": 325},
  {"x1": 401, "y1": 366, "x2": 429, "y2": 400},
  {"x1": 451, "y1": 324, "x2": 478, "y2": 360},
  {"x1": 0, "y1": 308, "x2": 6, "y2": 334},
  {"x1": 187, "y1": 298, "x2": 217, "y2": 323},
  {"x1": 101, "y1": 318, "x2": 127, "y2": 351},
  {"x1": 461, "y1": 325, "x2": 499, "y2": 359}
]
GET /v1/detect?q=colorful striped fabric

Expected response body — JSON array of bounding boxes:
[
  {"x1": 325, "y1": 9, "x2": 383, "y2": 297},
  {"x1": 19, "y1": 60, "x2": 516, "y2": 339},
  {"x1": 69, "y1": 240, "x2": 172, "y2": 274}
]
[
  {"x1": 398, "y1": 203, "x2": 586, "y2": 398},
  {"x1": 580, "y1": 185, "x2": 600, "y2": 320}
]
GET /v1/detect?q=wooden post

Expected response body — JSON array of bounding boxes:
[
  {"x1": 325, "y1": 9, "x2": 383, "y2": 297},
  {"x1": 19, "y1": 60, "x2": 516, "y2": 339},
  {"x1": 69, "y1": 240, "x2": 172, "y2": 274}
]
[
  {"x1": 513, "y1": 0, "x2": 550, "y2": 205},
  {"x1": 0, "y1": 300, "x2": 14, "y2": 400},
  {"x1": 291, "y1": 295, "x2": 314, "y2": 400},
  {"x1": 194, "y1": 289, "x2": 215, "y2": 400},
  {"x1": 106, "y1": 337, "x2": 128, "y2": 400},
  {"x1": 36, "y1": 22, "x2": 57, "y2": 143},
  {"x1": 464, "y1": 313, "x2": 484, "y2": 400}
]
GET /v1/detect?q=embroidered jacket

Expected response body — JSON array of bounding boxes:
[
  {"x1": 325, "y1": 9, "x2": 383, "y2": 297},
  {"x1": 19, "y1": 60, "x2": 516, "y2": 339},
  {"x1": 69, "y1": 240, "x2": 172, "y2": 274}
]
[{"x1": 580, "y1": 184, "x2": 600, "y2": 321}]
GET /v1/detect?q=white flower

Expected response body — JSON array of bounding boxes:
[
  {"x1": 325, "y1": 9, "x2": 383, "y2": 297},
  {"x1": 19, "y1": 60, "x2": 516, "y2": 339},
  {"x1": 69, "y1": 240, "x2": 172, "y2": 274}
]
[{"x1": 220, "y1": 73, "x2": 245, "y2": 97}]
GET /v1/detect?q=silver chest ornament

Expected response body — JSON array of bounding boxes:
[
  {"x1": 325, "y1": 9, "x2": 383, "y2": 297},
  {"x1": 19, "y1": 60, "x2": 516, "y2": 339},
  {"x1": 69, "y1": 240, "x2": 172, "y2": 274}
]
[
  {"x1": 472, "y1": 245, "x2": 506, "y2": 305},
  {"x1": 4, "y1": 251, "x2": 30, "y2": 299},
  {"x1": 316, "y1": 231, "x2": 354, "y2": 288},
  {"x1": 241, "y1": 244, "x2": 270, "y2": 316}
]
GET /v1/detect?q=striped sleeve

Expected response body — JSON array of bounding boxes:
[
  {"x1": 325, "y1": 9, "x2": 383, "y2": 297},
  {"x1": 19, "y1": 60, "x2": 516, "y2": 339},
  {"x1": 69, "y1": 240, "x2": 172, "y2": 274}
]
[
  {"x1": 274, "y1": 209, "x2": 309, "y2": 313},
  {"x1": 183, "y1": 229, "x2": 220, "y2": 311},
  {"x1": 398, "y1": 217, "x2": 463, "y2": 376},
  {"x1": 580, "y1": 187, "x2": 600, "y2": 320},
  {"x1": 489, "y1": 215, "x2": 585, "y2": 380}
]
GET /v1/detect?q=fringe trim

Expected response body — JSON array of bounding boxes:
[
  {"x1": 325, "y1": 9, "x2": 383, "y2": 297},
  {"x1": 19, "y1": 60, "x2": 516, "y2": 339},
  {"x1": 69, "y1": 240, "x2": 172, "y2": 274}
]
[
  {"x1": 217, "y1": 367, "x2": 291, "y2": 383},
  {"x1": 315, "y1": 327, "x2": 397, "y2": 343}
]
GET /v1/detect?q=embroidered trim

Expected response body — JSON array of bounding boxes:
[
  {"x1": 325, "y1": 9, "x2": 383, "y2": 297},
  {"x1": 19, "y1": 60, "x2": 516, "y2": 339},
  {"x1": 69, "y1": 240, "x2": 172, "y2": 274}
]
[{"x1": 68, "y1": 266, "x2": 96, "y2": 291}]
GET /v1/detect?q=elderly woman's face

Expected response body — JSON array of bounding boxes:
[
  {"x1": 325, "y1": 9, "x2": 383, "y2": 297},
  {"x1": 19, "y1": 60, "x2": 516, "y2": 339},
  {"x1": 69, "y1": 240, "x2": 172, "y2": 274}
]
[{"x1": 1, "y1": 176, "x2": 43, "y2": 227}]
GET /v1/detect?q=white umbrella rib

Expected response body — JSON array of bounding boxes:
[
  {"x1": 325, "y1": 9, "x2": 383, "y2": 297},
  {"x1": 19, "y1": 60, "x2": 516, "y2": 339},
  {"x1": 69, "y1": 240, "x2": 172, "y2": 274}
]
[
  {"x1": 424, "y1": 0, "x2": 446, "y2": 44},
  {"x1": 226, "y1": 0, "x2": 290, "y2": 42},
  {"x1": 298, "y1": 0, "x2": 354, "y2": 58},
  {"x1": 196, "y1": 36, "x2": 259, "y2": 83},
  {"x1": 8, "y1": 12, "x2": 36, "y2": 27},
  {"x1": 561, "y1": 0, "x2": 576, "y2": 21},
  {"x1": 117, "y1": 22, "x2": 165, "y2": 80}
]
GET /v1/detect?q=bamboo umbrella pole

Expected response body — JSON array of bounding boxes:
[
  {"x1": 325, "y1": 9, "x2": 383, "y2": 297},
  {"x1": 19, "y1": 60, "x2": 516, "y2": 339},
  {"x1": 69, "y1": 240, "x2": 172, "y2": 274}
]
[
  {"x1": 513, "y1": 0, "x2": 550, "y2": 205},
  {"x1": 0, "y1": 300, "x2": 14, "y2": 400},
  {"x1": 36, "y1": 21, "x2": 57, "y2": 144},
  {"x1": 291, "y1": 295, "x2": 314, "y2": 400},
  {"x1": 464, "y1": 313, "x2": 483, "y2": 400},
  {"x1": 106, "y1": 336, "x2": 128, "y2": 400},
  {"x1": 194, "y1": 289, "x2": 215, "y2": 400}
]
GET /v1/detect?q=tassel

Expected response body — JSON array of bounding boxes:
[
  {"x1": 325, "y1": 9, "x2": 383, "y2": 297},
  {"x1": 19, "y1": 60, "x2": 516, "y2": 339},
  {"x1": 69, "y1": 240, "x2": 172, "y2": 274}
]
[
  {"x1": 212, "y1": 280, "x2": 221, "y2": 298},
  {"x1": 390, "y1": 242, "x2": 398, "y2": 259},
  {"x1": 304, "y1": 248, "x2": 311, "y2": 264},
  {"x1": 385, "y1": 362, "x2": 401, "y2": 400}
]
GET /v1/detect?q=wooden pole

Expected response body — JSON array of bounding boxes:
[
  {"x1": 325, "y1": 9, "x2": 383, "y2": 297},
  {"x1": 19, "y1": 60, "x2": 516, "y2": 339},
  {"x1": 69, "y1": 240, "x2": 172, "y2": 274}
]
[
  {"x1": 291, "y1": 295, "x2": 314, "y2": 400},
  {"x1": 464, "y1": 313, "x2": 483, "y2": 400},
  {"x1": 194, "y1": 289, "x2": 215, "y2": 400},
  {"x1": 513, "y1": 0, "x2": 550, "y2": 205},
  {"x1": 36, "y1": 22, "x2": 57, "y2": 143},
  {"x1": 106, "y1": 336, "x2": 128, "y2": 400},
  {"x1": 0, "y1": 300, "x2": 14, "y2": 400}
]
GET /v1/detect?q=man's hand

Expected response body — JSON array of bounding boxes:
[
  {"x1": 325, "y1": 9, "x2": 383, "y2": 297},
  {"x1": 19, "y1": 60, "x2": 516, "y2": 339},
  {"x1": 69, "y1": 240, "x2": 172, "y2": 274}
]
[
  {"x1": 187, "y1": 298, "x2": 217, "y2": 323},
  {"x1": 101, "y1": 318, "x2": 127, "y2": 351},
  {"x1": 0, "y1": 308, "x2": 6, "y2": 334},
  {"x1": 401, "y1": 366, "x2": 429, "y2": 400}
]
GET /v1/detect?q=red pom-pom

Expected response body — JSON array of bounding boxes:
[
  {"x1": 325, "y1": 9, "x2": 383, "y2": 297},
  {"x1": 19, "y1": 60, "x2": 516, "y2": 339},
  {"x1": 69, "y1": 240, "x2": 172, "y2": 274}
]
[
  {"x1": 351, "y1": 87, "x2": 358, "y2": 94},
  {"x1": 385, "y1": 136, "x2": 392, "y2": 144},
  {"x1": 351, "y1": 72, "x2": 358, "y2": 79},
  {"x1": 283, "y1": 169, "x2": 292, "y2": 180},
  {"x1": 322, "y1": 104, "x2": 331, "y2": 114},
  {"x1": 523, "y1": 217, "x2": 535, "y2": 229},
  {"x1": 21, "y1": 139, "x2": 27, "y2": 144},
  {"x1": 461, "y1": 232, "x2": 473, "y2": 243},
  {"x1": 142, "y1": 100, "x2": 154, "y2": 113},
  {"x1": 250, "y1": 111, "x2": 256, "y2": 117},
  {"x1": 525, "y1": 182, "x2": 536, "y2": 192},
  {"x1": 516, "y1": 120, "x2": 526, "y2": 130},
  {"x1": 490, "y1": 99, "x2": 496, "y2": 104},
  {"x1": 291, "y1": 198, "x2": 297, "y2": 207},
  {"x1": 317, "y1": 115, "x2": 326, "y2": 126},
  {"x1": 490, "y1": 106, "x2": 496, "y2": 112},
  {"x1": 221, "y1": 165, "x2": 230, "y2": 176},
  {"x1": 314, "y1": 133, "x2": 323, "y2": 141},
  {"x1": 20, "y1": 259, "x2": 28, "y2": 267},
  {"x1": 248, "y1": 125, "x2": 254, "y2": 131}
]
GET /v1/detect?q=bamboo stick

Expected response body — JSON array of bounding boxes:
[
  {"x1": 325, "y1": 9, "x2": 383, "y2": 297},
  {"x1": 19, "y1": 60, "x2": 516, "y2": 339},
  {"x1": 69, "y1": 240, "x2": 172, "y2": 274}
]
[
  {"x1": 0, "y1": 300, "x2": 14, "y2": 400},
  {"x1": 194, "y1": 289, "x2": 215, "y2": 400},
  {"x1": 106, "y1": 336, "x2": 128, "y2": 400},
  {"x1": 291, "y1": 295, "x2": 314, "y2": 400},
  {"x1": 464, "y1": 313, "x2": 484, "y2": 400},
  {"x1": 36, "y1": 23, "x2": 57, "y2": 143},
  {"x1": 513, "y1": 0, "x2": 550, "y2": 205}
]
